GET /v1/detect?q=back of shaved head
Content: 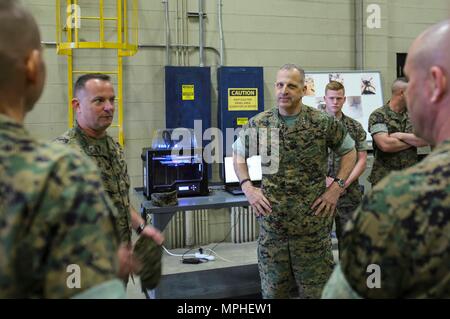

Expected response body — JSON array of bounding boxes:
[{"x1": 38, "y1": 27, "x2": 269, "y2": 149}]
[
  {"x1": 0, "y1": 0, "x2": 41, "y2": 89},
  {"x1": 408, "y1": 19, "x2": 450, "y2": 75},
  {"x1": 404, "y1": 19, "x2": 450, "y2": 144}
]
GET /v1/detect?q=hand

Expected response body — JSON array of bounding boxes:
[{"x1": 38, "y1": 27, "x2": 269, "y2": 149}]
[
  {"x1": 117, "y1": 243, "x2": 134, "y2": 280},
  {"x1": 311, "y1": 186, "x2": 343, "y2": 217},
  {"x1": 242, "y1": 183, "x2": 272, "y2": 216},
  {"x1": 326, "y1": 176, "x2": 334, "y2": 188},
  {"x1": 117, "y1": 243, "x2": 145, "y2": 279},
  {"x1": 140, "y1": 225, "x2": 164, "y2": 245}
]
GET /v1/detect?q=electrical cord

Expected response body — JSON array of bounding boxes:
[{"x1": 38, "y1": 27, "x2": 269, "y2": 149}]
[
  {"x1": 202, "y1": 248, "x2": 232, "y2": 263},
  {"x1": 207, "y1": 215, "x2": 239, "y2": 254},
  {"x1": 162, "y1": 245, "x2": 196, "y2": 258},
  {"x1": 181, "y1": 247, "x2": 196, "y2": 262},
  {"x1": 162, "y1": 245, "x2": 206, "y2": 263},
  {"x1": 162, "y1": 213, "x2": 242, "y2": 263},
  {"x1": 192, "y1": 215, "x2": 241, "y2": 263}
]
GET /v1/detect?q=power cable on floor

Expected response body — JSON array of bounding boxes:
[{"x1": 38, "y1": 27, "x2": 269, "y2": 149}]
[{"x1": 162, "y1": 213, "x2": 242, "y2": 263}]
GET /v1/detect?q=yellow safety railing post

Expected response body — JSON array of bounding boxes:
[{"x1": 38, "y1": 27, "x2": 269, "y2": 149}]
[
  {"x1": 124, "y1": 0, "x2": 128, "y2": 45},
  {"x1": 100, "y1": 0, "x2": 104, "y2": 46},
  {"x1": 74, "y1": 0, "x2": 79, "y2": 44},
  {"x1": 117, "y1": 0, "x2": 122, "y2": 46},
  {"x1": 118, "y1": 56, "x2": 124, "y2": 146},
  {"x1": 68, "y1": 53, "x2": 74, "y2": 128},
  {"x1": 66, "y1": 0, "x2": 72, "y2": 43}
]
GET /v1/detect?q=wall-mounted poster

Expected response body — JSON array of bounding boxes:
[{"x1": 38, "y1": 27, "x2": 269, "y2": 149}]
[{"x1": 302, "y1": 71, "x2": 384, "y2": 141}]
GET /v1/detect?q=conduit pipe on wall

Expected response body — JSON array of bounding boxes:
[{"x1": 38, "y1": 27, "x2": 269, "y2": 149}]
[
  {"x1": 41, "y1": 41, "x2": 220, "y2": 59},
  {"x1": 181, "y1": 0, "x2": 187, "y2": 65},
  {"x1": 162, "y1": 0, "x2": 171, "y2": 66},
  {"x1": 175, "y1": 0, "x2": 180, "y2": 65},
  {"x1": 198, "y1": 0, "x2": 204, "y2": 67},
  {"x1": 217, "y1": 0, "x2": 224, "y2": 66},
  {"x1": 355, "y1": 0, "x2": 364, "y2": 69}
]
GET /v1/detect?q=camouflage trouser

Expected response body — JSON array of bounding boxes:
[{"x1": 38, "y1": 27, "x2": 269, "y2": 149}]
[
  {"x1": 257, "y1": 228, "x2": 334, "y2": 299},
  {"x1": 335, "y1": 203, "x2": 359, "y2": 259}
]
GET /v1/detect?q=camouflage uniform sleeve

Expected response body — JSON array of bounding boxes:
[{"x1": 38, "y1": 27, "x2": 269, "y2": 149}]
[
  {"x1": 327, "y1": 117, "x2": 354, "y2": 156},
  {"x1": 368, "y1": 110, "x2": 388, "y2": 135},
  {"x1": 354, "y1": 122, "x2": 369, "y2": 152},
  {"x1": 113, "y1": 138, "x2": 131, "y2": 200},
  {"x1": 340, "y1": 174, "x2": 411, "y2": 298},
  {"x1": 25, "y1": 151, "x2": 122, "y2": 298}
]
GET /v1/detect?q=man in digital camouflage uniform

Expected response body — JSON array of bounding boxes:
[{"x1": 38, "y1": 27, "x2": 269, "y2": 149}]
[
  {"x1": 322, "y1": 19, "x2": 450, "y2": 299},
  {"x1": 368, "y1": 77, "x2": 428, "y2": 186},
  {"x1": 54, "y1": 74, "x2": 164, "y2": 279},
  {"x1": 0, "y1": 0, "x2": 128, "y2": 298},
  {"x1": 323, "y1": 81, "x2": 368, "y2": 257},
  {"x1": 233, "y1": 64, "x2": 357, "y2": 299}
]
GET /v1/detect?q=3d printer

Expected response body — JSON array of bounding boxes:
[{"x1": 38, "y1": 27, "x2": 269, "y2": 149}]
[{"x1": 142, "y1": 128, "x2": 208, "y2": 199}]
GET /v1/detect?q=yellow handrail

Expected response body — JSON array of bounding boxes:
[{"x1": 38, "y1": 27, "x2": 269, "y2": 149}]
[
  {"x1": 99, "y1": 0, "x2": 104, "y2": 45},
  {"x1": 68, "y1": 52, "x2": 73, "y2": 127},
  {"x1": 74, "y1": 0, "x2": 78, "y2": 44},
  {"x1": 118, "y1": 56, "x2": 124, "y2": 146}
]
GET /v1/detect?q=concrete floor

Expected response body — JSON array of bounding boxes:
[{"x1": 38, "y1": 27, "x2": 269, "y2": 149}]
[{"x1": 126, "y1": 239, "x2": 339, "y2": 299}]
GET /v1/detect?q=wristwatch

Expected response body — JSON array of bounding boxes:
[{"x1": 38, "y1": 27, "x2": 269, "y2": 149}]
[
  {"x1": 333, "y1": 177, "x2": 346, "y2": 188},
  {"x1": 136, "y1": 223, "x2": 146, "y2": 235}
]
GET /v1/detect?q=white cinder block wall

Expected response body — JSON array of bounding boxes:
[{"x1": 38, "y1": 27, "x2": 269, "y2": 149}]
[{"x1": 22, "y1": 0, "x2": 449, "y2": 246}]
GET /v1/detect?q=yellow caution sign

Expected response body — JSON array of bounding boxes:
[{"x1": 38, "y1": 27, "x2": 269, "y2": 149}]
[
  {"x1": 182, "y1": 85, "x2": 195, "y2": 101},
  {"x1": 228, "y1": 88, "x2": 258, "y2": 111},
  {"x1": 236, "y1": 117, "x2": 249, "y2": 126}
]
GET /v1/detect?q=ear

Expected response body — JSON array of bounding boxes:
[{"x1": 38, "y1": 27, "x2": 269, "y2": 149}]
[
  {"x1": 343, "y1": 96, "x2": 347, "y2": 104},
  {"x1": 429, "y1": 66, "x2": 447, "y2": 103},
  {"x1": 72, "y1": 98, "x2": 80, "y2": 113},
  {"x1": 24, "y1": 49, "x2": 41, "y2": 84}
]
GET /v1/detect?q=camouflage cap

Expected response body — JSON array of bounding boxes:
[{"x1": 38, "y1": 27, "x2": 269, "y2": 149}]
[
  {"x1": 151, "y1": 190, "x2": 178, "y2": 207},
  {"x1": 133, "y1": 236, "x2": 162, "y2": 290}
]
